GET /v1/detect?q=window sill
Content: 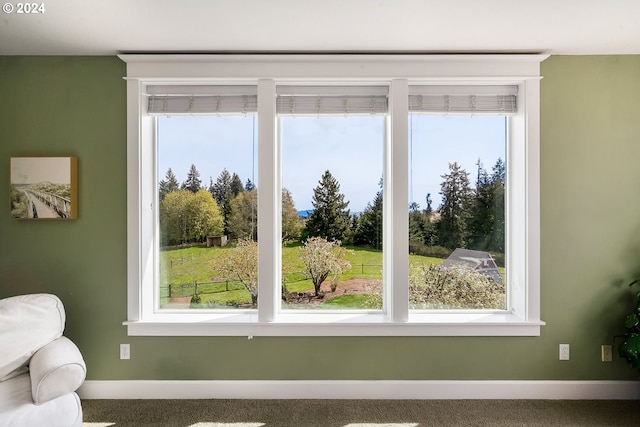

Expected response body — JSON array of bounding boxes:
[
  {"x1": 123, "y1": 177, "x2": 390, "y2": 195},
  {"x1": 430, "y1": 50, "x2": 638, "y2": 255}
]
[{"x1": 124, "y1": 312, "x2": 544, "y2": 337}]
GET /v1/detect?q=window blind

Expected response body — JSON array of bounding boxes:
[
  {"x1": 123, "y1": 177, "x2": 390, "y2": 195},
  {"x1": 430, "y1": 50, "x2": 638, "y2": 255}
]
[
  {"x1": 276, "y1": 86, "x2": 388, "y2": 115},
  {"x1": 145, "y1": 85, "x2": 258, "y2": 114},
  {"x1": 409, "y1": 85, "x2": 518, "y2": 114}
]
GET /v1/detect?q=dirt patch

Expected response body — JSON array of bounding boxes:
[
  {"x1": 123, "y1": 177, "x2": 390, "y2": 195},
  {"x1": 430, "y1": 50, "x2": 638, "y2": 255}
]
[{"x1": 284, "y1": 278, "x2": 381, "y2": 305}]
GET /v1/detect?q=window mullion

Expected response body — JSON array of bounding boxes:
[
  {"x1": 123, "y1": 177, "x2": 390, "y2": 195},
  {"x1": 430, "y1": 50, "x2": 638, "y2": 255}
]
[
  {"x1": 257, "y1": 79, "x2": 279, "y2": 322},
  {"x1": 387, "y1": 79, "x2": 409, "y2": 322}
]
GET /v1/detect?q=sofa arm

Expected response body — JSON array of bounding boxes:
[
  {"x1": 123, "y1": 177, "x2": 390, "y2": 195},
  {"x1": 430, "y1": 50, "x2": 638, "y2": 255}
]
[{"x1": 29, "y1": 336, "x2": 86, "y2": 405}]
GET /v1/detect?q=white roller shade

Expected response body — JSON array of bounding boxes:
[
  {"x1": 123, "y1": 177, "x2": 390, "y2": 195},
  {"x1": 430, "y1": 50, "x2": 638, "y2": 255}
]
[
  {"x1": 146, "y1": 85, "x2": 258, "y2": 114},
  {"x1": 276, "y1": 86, "x2": 388, "y2": 115},
  {"x1": 409, "y1": 85, "x2": 518, "y2": 114}
]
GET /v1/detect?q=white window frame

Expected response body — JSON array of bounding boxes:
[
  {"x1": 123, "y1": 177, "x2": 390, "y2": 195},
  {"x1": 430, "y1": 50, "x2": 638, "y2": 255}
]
[{"x1": 121, "y1": 54, "x2": 547, "y2": 337}]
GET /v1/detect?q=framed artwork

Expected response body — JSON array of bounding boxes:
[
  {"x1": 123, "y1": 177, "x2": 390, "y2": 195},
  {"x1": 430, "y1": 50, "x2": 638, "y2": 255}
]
[{"x1": 10, "y1": 157, "x2": 78, "y2": 220}]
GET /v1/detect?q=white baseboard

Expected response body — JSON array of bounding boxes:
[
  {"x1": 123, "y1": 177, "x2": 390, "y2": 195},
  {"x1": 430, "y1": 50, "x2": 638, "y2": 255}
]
[{"x1": 78, "y1": 380, "x2": 640, "y2": 400}]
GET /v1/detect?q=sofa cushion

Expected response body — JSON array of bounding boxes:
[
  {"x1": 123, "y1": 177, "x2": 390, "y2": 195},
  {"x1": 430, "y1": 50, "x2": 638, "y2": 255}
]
[
  {"x1": 0, "y1": 294, "x2": 65, "y2": 381},
  {"x1": 29, "y1": 336, "x2": 86, "y2": 404},
  {"x1": 0, "y1": 373, "x2": 82, "y2": 427}
]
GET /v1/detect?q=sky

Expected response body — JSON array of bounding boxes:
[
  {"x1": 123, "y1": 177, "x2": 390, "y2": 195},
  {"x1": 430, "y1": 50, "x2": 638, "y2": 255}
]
[
  {"x1": 157, "y1": 114, "x2": 505, "y2": 213},
  {"x1": 10, "y1": 157, "x2": 72, "y2": 185}
]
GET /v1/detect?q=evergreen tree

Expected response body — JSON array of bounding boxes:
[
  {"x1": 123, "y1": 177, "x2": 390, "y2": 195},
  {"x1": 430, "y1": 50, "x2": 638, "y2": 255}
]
[
  {"x1": 159, "y1": 168, "x2": 179, "y2": 201},
  {"x1": 211, "y1": 169, "x2": 234, "y2": 234},
  {"x1": 349, "y1": 212, "x2": 361, "y2": 244},
  {"x1": 467, "y1": 160, "x2": 494, "y2": 250},
  {"x1": 492, "y1": 157, "x2": 506, "y2": 183},
  {"x1": 423, "y1": 210, "x2": 438, "y2": 246},
  {"x1": 305, "y1": 170, "x2": 350, "y2": 242},
  {"x1": 490, "y1": 158, "x2": 506, "y2": 252},
  {"x1": 230, "y1": 173, "x2": 244, "y2": 197},
  {"x1": 408, "y1": 201, "x2": 437, "y2": 247},
  {"x1": 244, "y1": 179, "x2": 255, "y2": 191},
  {"x1": 436, "y1": 162, "x2": 472, "y2": 249},
  {"x1": 467, "y1": 158, "x2": 506, "y2": 252},
  {"x1": 354, "y1": 190, "x2": 383, "y2": 249},
  {"x1": 408, "y1": 202, "x2": 426, "y2": 244},
  {"x1": 181, "y1": 164, "x2": 202, "y2": 193},
  {"x1": 425, "y1": 193, "x2": 433, "y2": 215},
  {"x1": 211, "y1": 169, "x2": 232, "y2": 206},
  {"x1": 422, "y1": 194, "x2": 438, "y2": 246}
]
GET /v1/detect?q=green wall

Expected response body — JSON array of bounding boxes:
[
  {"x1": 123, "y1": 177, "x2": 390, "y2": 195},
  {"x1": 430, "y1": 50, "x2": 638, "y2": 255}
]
[{"x1": 1, "y1": 55, "x2": 640, "y2": 381}]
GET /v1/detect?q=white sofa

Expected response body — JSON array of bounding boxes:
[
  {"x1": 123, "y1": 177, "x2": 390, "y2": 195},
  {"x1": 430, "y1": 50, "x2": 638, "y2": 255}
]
[{"x1": 0, "y1": 294, "x2": 86, "y2": 427}]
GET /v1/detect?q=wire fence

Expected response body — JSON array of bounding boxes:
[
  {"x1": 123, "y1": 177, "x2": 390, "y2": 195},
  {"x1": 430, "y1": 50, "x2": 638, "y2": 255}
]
[
  {"x1": 162, "y1": 263, "x2": 384, "y2": 298},
  {"x1": 161, "y1": 279, "x2": 245, "y2": 299}
]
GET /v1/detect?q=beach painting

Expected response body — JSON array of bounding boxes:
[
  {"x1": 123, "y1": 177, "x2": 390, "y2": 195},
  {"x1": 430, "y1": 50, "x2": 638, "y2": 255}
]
[{"x1": 10, "y1": 157, "x2": 78, "y2": 220}]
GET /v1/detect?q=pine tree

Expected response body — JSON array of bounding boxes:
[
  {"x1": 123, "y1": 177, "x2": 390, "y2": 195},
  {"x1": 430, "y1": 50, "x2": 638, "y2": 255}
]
[
  {"x1": 425, "y1": 193, "x2": 433, "y2": 215},
  {"x1": 159, "y1": 168, "x2": 179, "y2": 201},
  {"x1": 211, "y1": 169, "x2": 232, "y2": 206},
  {"x1": 230, "y1": 173, "x2": 244, "y2": 197},
  {"x1": 305, "y1": 170, "x2": 350, "y2": 242},
  {"x1": 492, "y1": 157, "x2": 506, "y2": 183},
  {"x1": 468, "y1": 160, "x2": 494, "y2": 250},
  {"x1": 181, "y1": 164, "x2": 202, "y2": 193},
  {"x1": 244, "y1": 179, "x2": 255, "y2": 191},
  {"x1": 436, "y1": 162, "x2": 472, "y2": 249},
  {"x1": 467, "y1": 158, "x2": 506, "y2": 252},
  {"x1": 490, "y1": 158, "x2": 506, "y2": 252},
  {"x1": 354, "y1": 190, "x2": 383, "y2": 249},
  {"x1": 408, "y1": 202, "x2": 426, "y2": 244},
  {"x1": 211, "y1": 169, "x2": 234, "y2": 234}
]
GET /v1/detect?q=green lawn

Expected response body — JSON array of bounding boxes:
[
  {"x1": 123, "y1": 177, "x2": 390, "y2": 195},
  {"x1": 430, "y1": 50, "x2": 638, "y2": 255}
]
[{"x1": 159, "y1": 242, "x2": 502, "y2": 309}]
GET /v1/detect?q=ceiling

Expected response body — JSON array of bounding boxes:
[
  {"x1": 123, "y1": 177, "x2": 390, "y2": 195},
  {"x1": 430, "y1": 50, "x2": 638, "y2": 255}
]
[{"x1": 1, "y1": 0, "x2": 639, "y2": 56}]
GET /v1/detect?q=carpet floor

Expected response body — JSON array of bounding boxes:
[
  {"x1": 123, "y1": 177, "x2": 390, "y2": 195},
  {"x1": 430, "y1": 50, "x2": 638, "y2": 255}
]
[{"x1": 81, "y1": 399, "x2": 639, "y2": 427}]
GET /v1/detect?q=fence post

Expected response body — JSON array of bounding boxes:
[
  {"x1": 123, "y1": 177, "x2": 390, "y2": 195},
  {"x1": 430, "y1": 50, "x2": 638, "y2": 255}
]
[{"x1": 168, "y1": 284, "x2": 172, "y2": 298}]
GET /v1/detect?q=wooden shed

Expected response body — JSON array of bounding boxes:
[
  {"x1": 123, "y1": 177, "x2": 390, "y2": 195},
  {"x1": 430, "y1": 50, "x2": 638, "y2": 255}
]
[{"x1": 206, "y1": 235, "x2": 228, "y2": 247}]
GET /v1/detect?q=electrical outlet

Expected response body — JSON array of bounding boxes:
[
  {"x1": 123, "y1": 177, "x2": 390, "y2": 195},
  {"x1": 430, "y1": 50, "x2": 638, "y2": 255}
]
[
  {"x1": 559, "y1": 344, "x2": 570, "y2": 360},
  {"x1": 120, "y1": 344, "x2": 130, "y2": 360},
  {"x1": 601, "y1": 345, "x2": 613, "y2": 362}
]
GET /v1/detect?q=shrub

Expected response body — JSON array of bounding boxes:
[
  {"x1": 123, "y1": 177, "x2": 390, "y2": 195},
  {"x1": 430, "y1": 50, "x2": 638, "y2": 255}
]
[
  {"x1": 190, "y1": 292, "x2": 202, "y2": 308},
  {"x1": 298, "y1": 237, "x2": 352, "y2": 296},
  {"x1": 409, "y1": 263, "x2": 505, "y2": 309}
]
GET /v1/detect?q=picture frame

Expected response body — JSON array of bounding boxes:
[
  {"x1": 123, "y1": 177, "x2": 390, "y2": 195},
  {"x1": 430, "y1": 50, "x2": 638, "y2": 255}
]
[{"x1": 10, "y1": 156, "x2": 78, "y2": 220}]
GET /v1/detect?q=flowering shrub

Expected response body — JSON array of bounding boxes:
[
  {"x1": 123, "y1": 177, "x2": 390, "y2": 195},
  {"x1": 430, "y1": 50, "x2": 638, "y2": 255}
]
[
  {"x1": 298, "y1": 237, "x2": 352, "y2": 296},
  {"x1": 409, "y1": 263, "x2": 505, "y2": 309},
  {"x1": 212, "y1": 238, "x2": 258, "y2": 306}
]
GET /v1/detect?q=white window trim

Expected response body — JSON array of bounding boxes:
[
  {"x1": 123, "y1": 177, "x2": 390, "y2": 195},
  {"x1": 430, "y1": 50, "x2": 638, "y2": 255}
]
[{"x1": 120, "y1": 54, "x2": 547, "y2": 337}]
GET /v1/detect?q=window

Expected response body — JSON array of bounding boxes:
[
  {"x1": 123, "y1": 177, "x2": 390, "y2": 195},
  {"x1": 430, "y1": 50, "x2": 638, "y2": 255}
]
[
  {"x1": 407, "y1": 85, "x2": 515, "y2": 311},
  {"x1": 278, "y1": 86, "x2": 386, "y2": 310},
  {"x1": 122, "y1": 54, "x2": 546, "y2": 336},
  {"x1": 157, "y1": 115, "x2": 258, "y2": 310}
]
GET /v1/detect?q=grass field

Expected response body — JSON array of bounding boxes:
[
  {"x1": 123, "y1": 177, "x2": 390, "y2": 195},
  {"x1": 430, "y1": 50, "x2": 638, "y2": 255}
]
[{"x1": 160, "y1": 242, "x2": 504, "y2": 309}]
